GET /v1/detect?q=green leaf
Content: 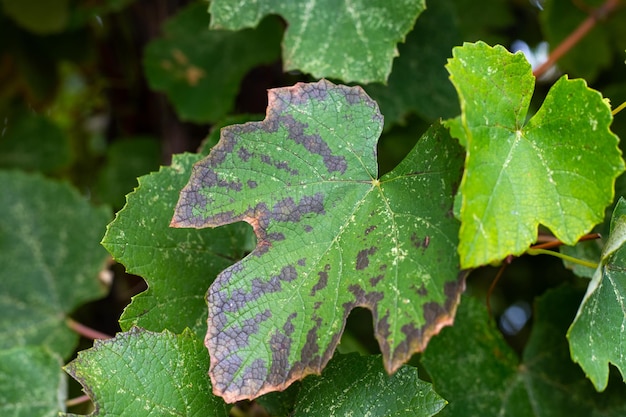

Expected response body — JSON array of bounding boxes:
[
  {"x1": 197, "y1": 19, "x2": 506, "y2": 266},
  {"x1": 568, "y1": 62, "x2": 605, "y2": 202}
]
[
  {"x1": 143, "y1": 2, "x2": 282, "y2": 123},
  {"x1": 63, "y1": 328, "x2": 228, "y2": 417},
  {"x1": 0, "y1": 109, "x2": 72, "y2": 173},
  {"x1": 294, "y1": 353, "x2": 446, "y2": 417},
  {"x1": 421, "y1": 287, "x2": 626, "y2": 417},
  {"x1": 567, "y1": 197, "x2": 626, "y2": 391},
  {"x1": 1, "y1": 0, "x2": 69, "y2": 34},
  {"x1": 208, "y1": 0, "x2": 425, "y2": 84},
  {"x1": 445, "y1": 42, "x2": 624, "y2": 268},
  {"x1": 101, "y1": 153, "x2": 250, "y2": 338},
  {"x1": 94, "y1": 137, "x2": 161, "y2": 209},
  {"x1": 365, "y1": 0, "x2": 461, "y2": 124},
  {"x1": 172, "y1": 80, "x2": 465, "y2": 402},
  {"x1": 0, "y1": 171, "x2": 109, "y2": 358},
  {"x1": 0, "y1": 346, "x2": 66, "y2": 417}
]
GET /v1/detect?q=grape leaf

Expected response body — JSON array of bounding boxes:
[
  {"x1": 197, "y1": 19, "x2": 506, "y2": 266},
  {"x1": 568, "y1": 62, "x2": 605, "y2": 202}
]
[
  {"x1": 445, "y1": 42, "x2": 624, "y2": 268},
  {"x1": 0, "y1": 346, "x2": 66, "y2": 417},
  {"x1": 143, "y1": 1, "x2": 282, "y2": 123},
  {"x1": 293, "y1": 353, "x2": 446, "y2": 417},
  {"x1": 567, "y1": 197, "x2": 626, "y2": 391},
  {"x1": 208, "y1": 0, "x2": 425, "y2": 84},
  {"x1": 63, "y1": 328, "x2": 228, "y2": 417},
  {"x1": 172, "y1": 80, "x2": 465, "y2": 402},
  {"x1": 101, "y1": 153, "x2": 250, "y2": 338},
  {"x1": 421, "y1": 287, "x2": 626, "y2": 417},
  {"x1": 0, "y1": 171, "x2": 109, "y2": 358}
]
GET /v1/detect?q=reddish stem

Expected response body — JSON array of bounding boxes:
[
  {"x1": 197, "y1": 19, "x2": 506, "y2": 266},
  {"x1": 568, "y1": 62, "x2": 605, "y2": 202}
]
[
  {"x1": 66, "y1": 394, "x2": 92, "y2": 408},
  {"x1": 66, "y1": 318, "x2": 112, "y2": 340},
  {"x1": 533, "y1": 0, "x2": 623, "y2": 79}
]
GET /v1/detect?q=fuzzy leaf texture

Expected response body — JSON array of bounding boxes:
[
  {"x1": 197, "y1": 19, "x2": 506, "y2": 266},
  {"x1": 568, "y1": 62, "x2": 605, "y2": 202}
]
[
  {"x1": 172, "y1": 80, "x2": 465, "y2": 402},
  {"x1": 0, "y1": 171, "x2": 109, "y2": 358},
  {"x1": 567, "y1": 197, "x2": 626, "y2": 391},
  {"x1": 445, "y1": 42, "x2": 624, "y2": 268},
  {"x1": 63, "y1": 329, "x2": 228, "y2": 417},
  {"x1": 207, "y1": 0, "x2": 425, "y2": 84}
]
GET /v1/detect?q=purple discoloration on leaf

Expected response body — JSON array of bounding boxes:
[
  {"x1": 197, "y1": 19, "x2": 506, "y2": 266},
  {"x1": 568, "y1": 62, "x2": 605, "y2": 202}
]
[
  {"x1": 356, "y1": 246, "x2": 378, "y2": 270},
  {"x1": 171, "y1": 81, "x2": 465, "y2": 403}
]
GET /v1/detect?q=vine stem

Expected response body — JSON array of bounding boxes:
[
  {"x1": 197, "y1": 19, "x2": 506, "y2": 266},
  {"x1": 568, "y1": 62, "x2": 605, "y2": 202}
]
[
  {"x1": 66, "y1": 318, "x2": 112, "y2": 340},
  {"x1": 533, "y1": 0, "x2": 623, "y2": 79},
  {"x1": 526, "y1": 247, "x2": 598, "y2": 268},
  {"x1": 612, "y1": 101, "x2": 626, "y2": 115},
  {"x1": 66, "y1": 394, "x2": 91, "y2": 408}
]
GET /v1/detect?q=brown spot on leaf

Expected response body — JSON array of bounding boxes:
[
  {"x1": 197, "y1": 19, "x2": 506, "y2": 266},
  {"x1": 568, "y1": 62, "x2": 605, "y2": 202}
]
[{"x1": 356, "y1": 246, "x2": 377, "y2": 270}]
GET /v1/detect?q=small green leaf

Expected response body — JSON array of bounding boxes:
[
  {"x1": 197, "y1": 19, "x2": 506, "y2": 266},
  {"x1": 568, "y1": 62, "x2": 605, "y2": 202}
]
[
  {"x1": 0, "y1": 346, "x2": 66, "y2": 417},
  {"x1": 567, "y1": 197, "x2": 626, "y2": 391},
  {"x1": 208, "y1": 0, "x2": 425, "y2": 84},
  {"x1": 294, "y1": 353, "x2": 446, "y2": 417},
  {"x1": 172, "y1": 80, "x2": 465, "y2": 402},
  {"x1": 0, "y1": 171, "x2": 109, "y2": 358},
  {"x1": 422, "y1": 287, "x2": 626, "y2": 417},
  {"x1": 143, "y1": 2, "x2": 282, "y2": 123},
  {"x1": 102, "y1": 153, "x2": 250, "y2": 338},
  {"x1": 63, "y1": 328, "x2": 228, "y2": 417},
  {"x1": 445, "y1": 42, "x2": 624, "y2": 268}
]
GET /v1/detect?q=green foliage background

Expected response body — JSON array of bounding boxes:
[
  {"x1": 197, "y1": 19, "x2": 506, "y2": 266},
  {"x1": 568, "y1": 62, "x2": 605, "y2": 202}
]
[{"x1": 1, "y1": 0, "x2": 626, "y2": 416}]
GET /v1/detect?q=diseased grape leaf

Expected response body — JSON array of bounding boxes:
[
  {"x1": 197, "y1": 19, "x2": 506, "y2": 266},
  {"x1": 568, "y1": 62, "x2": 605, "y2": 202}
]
[
  {"x1": 101, "y1": 153, "x2": 250, "y2": 338},
  {"x1": 445, "y1": 42, "x2": 624, "y2": 268},
  {"x1": 421, "y1": 287, "x2": 626, "y2": 417},
  {"x1": 208, "y1": 0, "x2": 425, "y2": 84},
  {"x1": 172, "y1": 80, "x2": 465, "y2": 402},
  {"x1": 293, "y1": 353, "x2": 446, "y2": 417},
  {"x1": 63, "y1": 328, "x2": 228, "y2": 417},
  {"x1": 0, "y1": 346, "x2": 66, "y2": 417},
  {"x1": 0, "y1": 171, "x2": 109, "y2": 358},
  {"x1": 567, "y1": 197, "x2": 626, "y2": 391},
  {"x1": 144, "y1": 2, "x2": 282, "y2": 123}
]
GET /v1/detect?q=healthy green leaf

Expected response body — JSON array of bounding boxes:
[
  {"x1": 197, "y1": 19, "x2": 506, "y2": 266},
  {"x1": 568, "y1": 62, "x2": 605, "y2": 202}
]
[
  {"x1": 445, "y1": 42, "x2": 624, "y2": 268},
  {"x1": 422, "y1": 287, "x2": 626, "y2": 417},
  {"x1": 0, "y1": 171, "x2": 109, "y2": 358},
  {"x1": 0, "y1": 346, "x2": 66, "y2": 417},
  {"x1": 143, "y1": 2, "x2": 282, "y2": 123},
  {"x1": 63, "y1": 328, "x2": 228, "y2": 417},
  {"x1": 567, "y1": 197, "x2": 626, "y2": 391},
  {"x1": 208, "y1": 0, "x2": 425, "y2": 84},
  {"x1": 294, "y1": 353, "x2": 446, "y2": 417},
  {"x1": 101, "y1": 153, "x2": 250, "y2": 338},
  {"x1": 172, "y1": 80, "x2": 465, "y2": 402}
]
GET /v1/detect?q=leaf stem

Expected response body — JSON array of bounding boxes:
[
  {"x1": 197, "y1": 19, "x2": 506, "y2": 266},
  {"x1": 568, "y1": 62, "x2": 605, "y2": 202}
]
[
  {"x1": 66, "y1": 318, "x2": 112, "y2": 340},
  {"x1": 533, "y1": 0, "x2": 623, "y2": 79},
  {"x1": 525, "y1": 248, "x2": 598, "y2": 269},
  {"x1": 65, "y1": 394, "x2": 92, "y2": 408},
  {"x1": 612, "y1": 100, "x2": 626, "y2": 116}
]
